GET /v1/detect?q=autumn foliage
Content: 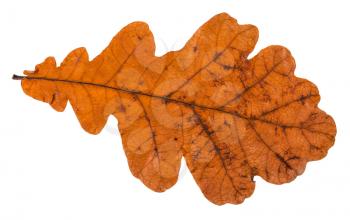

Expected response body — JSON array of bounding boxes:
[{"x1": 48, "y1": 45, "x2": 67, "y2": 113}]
[{"x1": 13, "y1": 13, "x2": 336, "y2": 205}]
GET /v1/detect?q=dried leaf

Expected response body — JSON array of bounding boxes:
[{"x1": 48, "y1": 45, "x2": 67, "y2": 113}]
[{"x1": 13, "y1": 13, "x2": 336, "y2": 205}]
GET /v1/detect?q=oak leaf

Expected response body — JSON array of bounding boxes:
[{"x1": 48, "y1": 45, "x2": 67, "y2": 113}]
[{"x1": 13, "y1": 13, "x2": 336, "y2": 205}]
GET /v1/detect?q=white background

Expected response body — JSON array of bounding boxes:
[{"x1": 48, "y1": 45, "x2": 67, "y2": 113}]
[{"x1": 0, "y1": 0, "x2": 349, "y2": 219}]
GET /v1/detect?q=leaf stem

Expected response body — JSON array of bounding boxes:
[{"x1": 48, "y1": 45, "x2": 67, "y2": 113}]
[{"x1": 12, "y1": 74, "x2": 25, "y2": 80}]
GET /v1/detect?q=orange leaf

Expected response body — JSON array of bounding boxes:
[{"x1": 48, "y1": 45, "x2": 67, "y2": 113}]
[{"x1": 13, "y1": 13, "x2": 336, "y2": 205}]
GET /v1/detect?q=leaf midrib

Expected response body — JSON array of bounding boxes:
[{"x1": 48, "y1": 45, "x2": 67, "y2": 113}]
[{"x1": 17, "y1": 75, "x2": 309, "y2": 129}]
